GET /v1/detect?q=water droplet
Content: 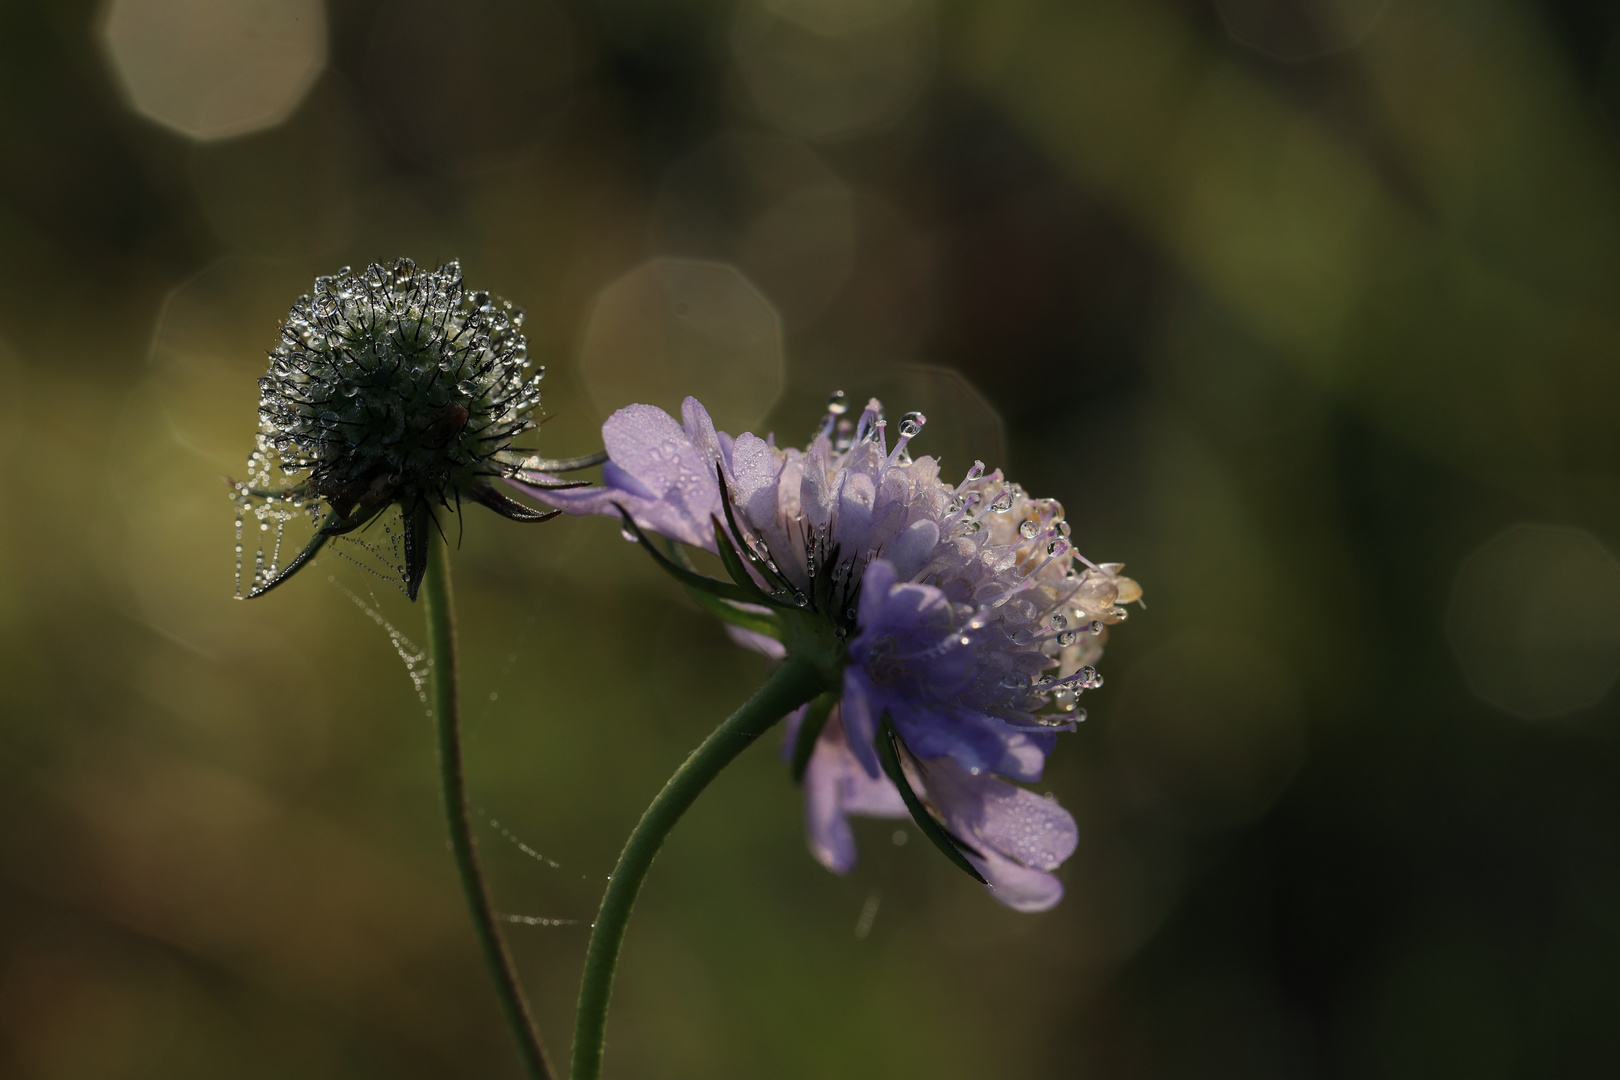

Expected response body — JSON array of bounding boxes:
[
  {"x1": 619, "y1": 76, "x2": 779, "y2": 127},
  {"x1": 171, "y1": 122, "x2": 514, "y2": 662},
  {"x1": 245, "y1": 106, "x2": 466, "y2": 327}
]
[
  {"x1": 1057, "y1": 630, "x2": 1078, "y2": 646},
  {"x1": 826, "y1": 390, "x2": 849, "y2": 416},
  {"x1": 1019, "y1": 520, "x2": 1039, "y2": 540},
  {"x1": 898, "y1": 411, "x2": 925, "y2": 439},
  {"x1": 620, "y1": 526, "x2": 638, "y2": 542},
  {"x1": 1049, "y1": 613, "x2": 1067, "y2": 630},
  {"x1": 991, "y1": 492, "x2": 1014, "y2": 513}
]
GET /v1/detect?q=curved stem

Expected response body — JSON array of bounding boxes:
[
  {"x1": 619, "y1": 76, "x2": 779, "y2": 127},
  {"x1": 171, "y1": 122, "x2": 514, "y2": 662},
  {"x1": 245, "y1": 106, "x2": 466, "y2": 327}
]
[
  {"x1": 570, "y1": 657, "x2": 826, "y2": 1080},
  {"x1": 423, "y1": 533, "x2": 555, "y2": 1080}
]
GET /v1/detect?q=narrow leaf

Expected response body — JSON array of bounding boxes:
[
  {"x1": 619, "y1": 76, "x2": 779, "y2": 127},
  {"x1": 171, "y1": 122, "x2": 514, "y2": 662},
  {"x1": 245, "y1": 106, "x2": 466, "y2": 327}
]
[
  {"x1": 244, "y1": 513, "x2": 338, "y2": 599},
  {"x1": 468, "y1": 483, "x2": 563, "y2": 522},
  {"x1": 712, "y1": 515, "x2": 771, "y2": 600},
  {"x1": 876, "y1": 714, "x2": 989, "y2": 884},
  {"x1": 521, "y1": 450, "x2": 609, "y2": 473},
  {"x1": 403, "y1": 503, "x2": 434, "y2": 601},
  {"x1": 715, "y1": 466, "x2": 798, "y2": 597},
  {"x1": 683, "y1": 586, "x2": 783, "y2": 639},
  {"x1": 613, "y1": 505, "x2": 762, "y2": 605},
  {"x1": 318, "y1": 500, "x2": 387, "y2": 536}
]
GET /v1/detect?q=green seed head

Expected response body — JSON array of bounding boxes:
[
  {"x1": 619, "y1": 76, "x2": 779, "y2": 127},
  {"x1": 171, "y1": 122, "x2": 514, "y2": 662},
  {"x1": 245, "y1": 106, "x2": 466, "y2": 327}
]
[
  {"x1": 237, "y1": 258, "x2": 563, "y2": 601},
  {"x1": 257, "y1": 257, "x2": 541, "y2": 510}
]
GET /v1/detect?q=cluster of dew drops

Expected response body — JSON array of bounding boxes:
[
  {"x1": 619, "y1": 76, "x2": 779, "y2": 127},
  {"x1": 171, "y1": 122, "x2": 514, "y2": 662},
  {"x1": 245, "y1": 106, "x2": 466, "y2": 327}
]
[
  {"x1": 260, "y1": 258, "x2": 543, "y2": 475},
  {"x1": 231, "y1": 442, "x2": 322, "y2": 599},
  {"x1": 822, "y1": 389, "x2": 927, "y2": 462},
  {"x1": 815, "y1": 389, "x2": 1135, "y2": 728}
]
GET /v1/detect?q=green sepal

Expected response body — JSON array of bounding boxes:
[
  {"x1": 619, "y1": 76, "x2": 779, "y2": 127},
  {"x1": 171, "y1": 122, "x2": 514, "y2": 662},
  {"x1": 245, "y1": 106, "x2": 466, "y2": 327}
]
[
  {"x1": 234, "y1": 480, "x2": 310, "y2": 501},
  {"x1": 875, "y1": 714, "x2": 989, "y2": 885},
  {"x1": 243, "y1": 511, "x2": 338, "y2": 599},
  {"x1": 813, "y1": 540, "x2": 841, "y2": 618},
  {"x1": 712, "y1": 515, "x2": 771, "y2": 601},
  {"x1": 790, "y1": 691, "x2": 839, "y2": 783},
  {"x1": 684, "y1": 585, "x2": 783, "y2": 639},
  {"x1": 715, "y1": 467, "x2": 799, "y2": 598},
  {"x1": 467, "y1": 483, "x2": 563, "y2": 523},
  {"x1": 614, "y1": 505, "x2": 761, "y2": 605},
  {"x1": 318, "y1": 499, "x2": 388, "y2": 536},
  {"x1": 519, "y1": 450, "x2": 609, "y2": 473},
  {"x1": 661, "y1": 535, "x2": 697, "y2": 570},
  {"x1": 402, "y1": 502, "x2": 435, "y2": 601}
]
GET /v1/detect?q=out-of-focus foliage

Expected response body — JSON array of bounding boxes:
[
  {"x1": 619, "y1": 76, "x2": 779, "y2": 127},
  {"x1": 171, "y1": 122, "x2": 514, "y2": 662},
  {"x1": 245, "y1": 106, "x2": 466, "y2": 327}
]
[{"x1": 1, "y1": 0, "x2": 1618, "y2": 1076}]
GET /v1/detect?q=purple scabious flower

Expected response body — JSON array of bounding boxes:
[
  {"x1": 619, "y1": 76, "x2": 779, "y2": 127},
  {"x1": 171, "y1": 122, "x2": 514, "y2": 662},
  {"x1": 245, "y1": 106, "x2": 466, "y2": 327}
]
[{"x1": 514, "y1": 395, "x2": 1140, "y2": 911}]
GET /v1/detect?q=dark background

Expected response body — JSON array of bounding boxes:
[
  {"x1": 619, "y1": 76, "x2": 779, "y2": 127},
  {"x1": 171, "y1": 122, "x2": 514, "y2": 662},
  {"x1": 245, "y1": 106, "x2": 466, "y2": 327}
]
[{"x1": 2, "y1": 0, "x2": 1619, "y2": 1076}]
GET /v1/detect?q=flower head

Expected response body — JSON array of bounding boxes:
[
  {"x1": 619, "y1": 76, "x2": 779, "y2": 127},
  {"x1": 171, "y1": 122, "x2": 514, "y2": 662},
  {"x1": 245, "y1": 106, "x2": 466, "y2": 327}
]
[
  {"x1": 516, "y1": 394, "x2": 1140, "y2": 911},
  {"x1": 234, "y1": 258, "x2": 594, "y2": 600}
]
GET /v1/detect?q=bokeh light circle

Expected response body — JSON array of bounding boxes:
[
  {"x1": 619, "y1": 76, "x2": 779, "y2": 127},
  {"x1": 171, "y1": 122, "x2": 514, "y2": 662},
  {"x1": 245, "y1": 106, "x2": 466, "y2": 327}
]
[
  {"x1": 1446, "y1": 523, "x2": 1620, "y2": 720},
  {"x1": 99, "y1": 0, "x2": 327, "y2": 141},
  {"x1": 577, "y1": 258, "x2": 785, "y2": 434}
]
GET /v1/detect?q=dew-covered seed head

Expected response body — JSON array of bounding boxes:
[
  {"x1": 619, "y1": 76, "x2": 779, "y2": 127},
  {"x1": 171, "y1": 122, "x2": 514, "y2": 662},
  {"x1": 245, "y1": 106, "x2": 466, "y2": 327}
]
[
  {"x1": 258, "y1": 258, "x2": 540, "y2": 514},
  {"x1": 238, "y1": 258, "x2": 559, "y2": 601}
]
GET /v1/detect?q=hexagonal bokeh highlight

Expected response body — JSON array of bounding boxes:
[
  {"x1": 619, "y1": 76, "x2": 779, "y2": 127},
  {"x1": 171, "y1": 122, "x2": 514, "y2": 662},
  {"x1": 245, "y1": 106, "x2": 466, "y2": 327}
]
[
  {"x1": 653, "y1": 133, "x2": 855, "y2": 331},
  {"x1": 1216, "y1": 0, "x2": 1391, "y2": 63},
  {"x1": 99, "y1": 0, "x2": 327, "y2": 141},
  {"x1": 1446, "y1": 524, "x2": 1620, "y2": 720},
  {"x1": 577, "y1": 258, "x2": 785, "y2": 434},
  {"x1": 732, "y1": 0, "x2": 934, "y2": 141}
]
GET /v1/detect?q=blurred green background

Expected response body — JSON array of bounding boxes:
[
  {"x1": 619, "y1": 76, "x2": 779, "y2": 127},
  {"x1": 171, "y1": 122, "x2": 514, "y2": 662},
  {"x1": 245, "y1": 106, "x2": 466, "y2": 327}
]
[{"x1": 3, "y1": 0, "x2": 1620, "y2": 1076}]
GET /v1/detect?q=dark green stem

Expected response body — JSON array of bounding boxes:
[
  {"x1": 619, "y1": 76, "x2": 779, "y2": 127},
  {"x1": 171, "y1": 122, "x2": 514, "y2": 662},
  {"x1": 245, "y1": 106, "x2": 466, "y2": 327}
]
[
  {"x1": 569, "y1": 656, "x2": 826, "y2": 1080},
  {"x1": 423, "y1": 533, "x2": 555, "y2": 1080}
]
